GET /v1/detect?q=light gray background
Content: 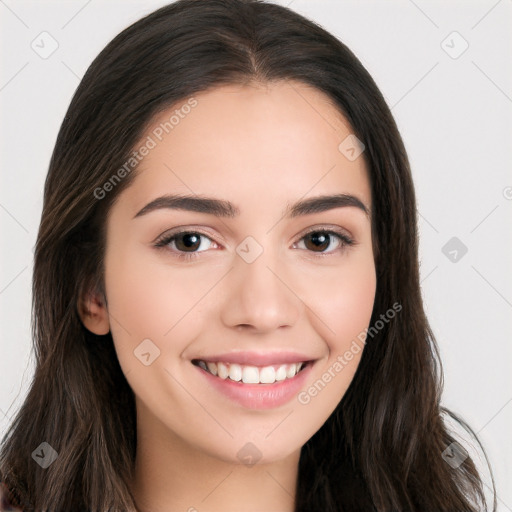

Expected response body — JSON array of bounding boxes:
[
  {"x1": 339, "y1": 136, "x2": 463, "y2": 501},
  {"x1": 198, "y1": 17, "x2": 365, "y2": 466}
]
[{"x1": 1, "y1": 0, "x2": 511, "y2": 508}]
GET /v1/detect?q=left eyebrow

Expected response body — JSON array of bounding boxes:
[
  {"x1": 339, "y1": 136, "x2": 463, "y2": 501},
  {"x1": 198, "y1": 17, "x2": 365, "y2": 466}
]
[
  {"x1": 132, "y1": 193, "x2": 370, "y2": 219},
  {"x1": 285, "y1": 193, "x2": 369, "y2": 218}
]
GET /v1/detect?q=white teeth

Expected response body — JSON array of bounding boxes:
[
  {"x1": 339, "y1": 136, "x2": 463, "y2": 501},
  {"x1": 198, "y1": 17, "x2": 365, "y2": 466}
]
[
  {"x1": 286, "y1": 364, "x2": 297, "y2": 378},
  {"x1": 197, "y1": 360, "x2": 306, "y2": 384},
  {"x1": 217, "y1": 361, "x2": 229, "y2": 379},
  {"x1": 259, "y1": 366, "x2": 275, "y2": 384},
  {"x1": 242, "y1": 366, "x2": 260, "y2": 384},
  {"x1": 206, "y1": 361, "x2": 218, "y2": 376},
  {"x1": 275, "y1": 365, "x2": 287, "y2": 381},
  {"x1": 228, "y1": 363, "x2": 242, "y2": 382}
]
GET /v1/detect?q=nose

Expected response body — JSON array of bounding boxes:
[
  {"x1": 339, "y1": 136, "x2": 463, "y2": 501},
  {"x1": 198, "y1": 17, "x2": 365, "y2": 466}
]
[{"x1": 219, "y1": 245, "x2": 301, "y2": 333}]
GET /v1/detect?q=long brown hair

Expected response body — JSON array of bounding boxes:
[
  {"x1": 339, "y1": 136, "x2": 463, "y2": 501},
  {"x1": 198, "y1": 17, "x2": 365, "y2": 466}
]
[{"x1": 0, "y1": 0, "x2": 496, "y2": 510}]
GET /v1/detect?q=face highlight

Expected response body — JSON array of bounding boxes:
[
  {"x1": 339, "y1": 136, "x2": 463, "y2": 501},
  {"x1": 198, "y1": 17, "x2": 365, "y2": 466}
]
[{"x1": 92, "y1": 81, "x2": 376, "y2": 466}]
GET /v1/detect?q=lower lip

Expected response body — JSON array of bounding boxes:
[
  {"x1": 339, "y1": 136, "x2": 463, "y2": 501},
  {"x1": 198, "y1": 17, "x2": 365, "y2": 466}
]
[{"x1": 193, "y1": 362, "x2": 314, "y2": 410}]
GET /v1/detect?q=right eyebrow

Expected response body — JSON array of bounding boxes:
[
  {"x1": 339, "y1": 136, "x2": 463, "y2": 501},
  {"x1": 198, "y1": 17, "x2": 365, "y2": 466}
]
[{"x1": 133, "y1": 194, "x2": 239, "y2": 219}]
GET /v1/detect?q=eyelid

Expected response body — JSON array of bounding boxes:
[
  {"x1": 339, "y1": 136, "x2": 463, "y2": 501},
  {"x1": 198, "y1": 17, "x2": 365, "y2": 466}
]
[
  {"x1": 152, "y1": 225, "x2": 221, "y2": 245},
  {"x1": 297, "y1": 224, "x2": 353, "y2": 240}
]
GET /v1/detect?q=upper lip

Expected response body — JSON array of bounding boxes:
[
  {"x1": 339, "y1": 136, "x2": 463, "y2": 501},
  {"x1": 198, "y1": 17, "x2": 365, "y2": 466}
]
[{"x1": 192, "y1": 351, "x2": 315, "y2": 366}]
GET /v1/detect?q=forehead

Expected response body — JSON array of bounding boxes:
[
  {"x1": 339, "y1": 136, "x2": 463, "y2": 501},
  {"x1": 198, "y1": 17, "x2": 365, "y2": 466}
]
[{"x1": 122, "y1": 80, "x2": 371, "y2": 214}]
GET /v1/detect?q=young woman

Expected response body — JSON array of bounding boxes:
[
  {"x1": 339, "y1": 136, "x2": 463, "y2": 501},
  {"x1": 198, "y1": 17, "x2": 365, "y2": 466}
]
[{"x1": 0, "y1": 0, "x2": 496, "y2": 510}]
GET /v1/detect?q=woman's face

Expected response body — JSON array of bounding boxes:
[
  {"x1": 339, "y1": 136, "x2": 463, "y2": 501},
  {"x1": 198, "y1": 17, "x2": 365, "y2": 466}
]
[{"x1": 92, "y1": 81, "x2": 376, "y2": 464}]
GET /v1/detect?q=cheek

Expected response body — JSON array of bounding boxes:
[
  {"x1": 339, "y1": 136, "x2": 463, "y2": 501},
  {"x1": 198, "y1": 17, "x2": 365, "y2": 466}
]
[
  {"x1": 300, "y1": 252, "x2": 376, "y2": 346},
  {"x1": 103, "y1": 244, "x2": 224, "y2": 371},
  {"x1": 332, "y1": 259, "x2": 376, "y2": 340},
  {"x1": 102, "y1": 245, "x2": 176, "y2": 366},
  {"x1": 294, "y1": 253, "x2": 376, "y2": 414},
  {"x1": 328, "y1": 255, "x2": 376, "y2": 362}
]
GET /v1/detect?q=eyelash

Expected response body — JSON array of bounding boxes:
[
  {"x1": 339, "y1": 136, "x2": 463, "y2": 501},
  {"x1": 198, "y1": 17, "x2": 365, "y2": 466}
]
[{"x1": 154, "y1": 227, "x2": 355, "y2": 262}]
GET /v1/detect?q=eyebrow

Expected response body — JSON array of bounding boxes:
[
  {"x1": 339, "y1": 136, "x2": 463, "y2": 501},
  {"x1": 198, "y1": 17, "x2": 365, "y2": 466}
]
[{"x1": 133, "y1": 193, "x2": 369, "y2": 219}]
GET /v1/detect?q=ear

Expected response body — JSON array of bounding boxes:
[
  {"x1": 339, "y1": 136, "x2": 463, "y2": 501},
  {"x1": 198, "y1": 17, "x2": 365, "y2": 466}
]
[{"x1": 78, "y1": 289, "x2": 110, "y2": 335}]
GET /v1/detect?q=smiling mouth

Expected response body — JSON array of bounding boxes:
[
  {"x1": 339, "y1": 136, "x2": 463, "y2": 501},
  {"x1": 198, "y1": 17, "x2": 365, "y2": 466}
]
[{"x1": 191, "y1": 359, "x2": 311, "y2": 384}]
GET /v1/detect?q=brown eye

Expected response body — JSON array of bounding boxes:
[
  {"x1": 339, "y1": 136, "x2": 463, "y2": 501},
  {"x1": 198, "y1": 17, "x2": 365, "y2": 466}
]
[
  {"x1": 304, "y1": 232, "x2": 331, "y2": 252},
  {"x1": 174, "y1": 233, "x2": 202, "y2": 252},
  {"x1": 295, "y1": 229, "x2": 354, "y2": 255},
  {"x1": 154, "y1": 231, "x2": 216, "y2": 258}
]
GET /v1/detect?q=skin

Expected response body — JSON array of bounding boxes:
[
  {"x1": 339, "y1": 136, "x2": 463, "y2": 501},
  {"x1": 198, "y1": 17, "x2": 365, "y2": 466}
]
[{"x1": 80, "y1": 80, "x2": 376, "y2": 512}]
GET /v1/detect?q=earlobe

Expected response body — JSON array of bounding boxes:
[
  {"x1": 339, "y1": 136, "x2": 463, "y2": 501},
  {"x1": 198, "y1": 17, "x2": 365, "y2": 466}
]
[{"x1": 78, "y1": 290, "x2": 110, "y2": 335}]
